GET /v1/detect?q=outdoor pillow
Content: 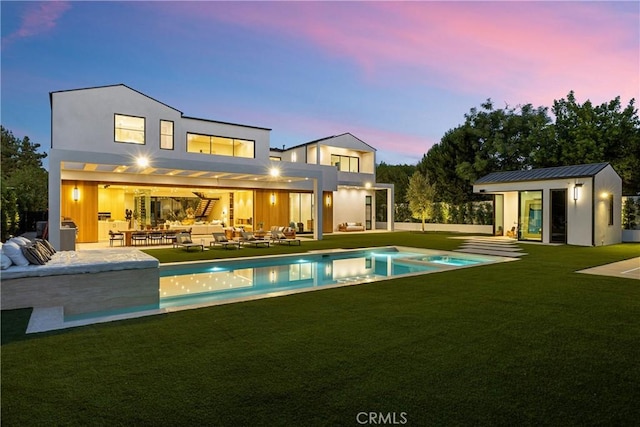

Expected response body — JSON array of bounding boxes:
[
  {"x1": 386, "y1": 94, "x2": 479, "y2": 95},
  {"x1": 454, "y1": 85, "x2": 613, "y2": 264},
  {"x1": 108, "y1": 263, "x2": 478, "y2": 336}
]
[
  {"x1": 21, "y1": 245, "x2": 48, "y2": 265},
  {"x1": 37, "y1": 238, "x2": 57, "y2": 256},
  {"x1": 2, "y1": 241, "x2": 30, "y2": 266},
  {"x1": 10, "y1": 236, "x2": 30, "y2": 247},
  {"x1": 1, "y1": 253, "x2": 12, "y2": 269},
  {"x1": 34, "y1": 240, "x2": 52, "y2": 261}
]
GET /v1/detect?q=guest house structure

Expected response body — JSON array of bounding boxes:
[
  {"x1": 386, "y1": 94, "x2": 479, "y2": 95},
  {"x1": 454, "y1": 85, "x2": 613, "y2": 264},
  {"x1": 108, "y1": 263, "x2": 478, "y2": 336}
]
[{"x1": 474, "y1": 163, "x2": 622, "y2": 246}]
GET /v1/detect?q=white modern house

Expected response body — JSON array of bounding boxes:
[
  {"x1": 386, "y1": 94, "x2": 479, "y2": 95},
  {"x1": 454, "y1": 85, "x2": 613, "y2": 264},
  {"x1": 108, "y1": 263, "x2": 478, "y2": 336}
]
[
  {"x1": 48, "y1": 84, "x2": 394, "y2": 249},
  {"x1": 473, "y1": 163, "x2": 622, "y2": 246}
]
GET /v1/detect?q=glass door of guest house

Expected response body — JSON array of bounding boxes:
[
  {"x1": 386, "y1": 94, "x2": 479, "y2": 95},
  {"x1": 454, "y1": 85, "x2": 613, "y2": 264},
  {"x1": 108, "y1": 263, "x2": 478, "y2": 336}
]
[{"x1": 519, "y1": 191, "x2": 542, "y2": 241}]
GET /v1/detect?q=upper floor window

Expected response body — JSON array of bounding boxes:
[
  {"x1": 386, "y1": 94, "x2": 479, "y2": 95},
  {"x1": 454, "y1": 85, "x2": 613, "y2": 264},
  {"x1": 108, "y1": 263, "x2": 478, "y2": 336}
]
[
  {"x1": 270, "y1": 156, "x2": 281, "y2": 161},
  {"x1": 115, "y1": 114, "x2": 145, "y2": 144},
  {"x1": 187, "y1": 133, "x2": 254, "y2": 158},
  {"x1": 160, "y1": 120, "x2": 174, "y2": 150},
  {"x1": 331, "y1": 154, "x2": 359, "y2": 173}
]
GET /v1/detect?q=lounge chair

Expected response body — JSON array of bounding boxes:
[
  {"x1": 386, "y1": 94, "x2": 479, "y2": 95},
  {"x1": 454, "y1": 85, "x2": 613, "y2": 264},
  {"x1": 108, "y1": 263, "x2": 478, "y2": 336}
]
[
  {"x1": 210, "y1": 232, "x2": 240, "y2": 249},
  {"x1": 271, "y1": 231, "x2": 301, "y2": 246},
  {"x1": 175, "y1": 232, "x2": 203, "y2": 251},
  {"x1": 239, "y1": 231, "x2": 270, "y2": 248}
]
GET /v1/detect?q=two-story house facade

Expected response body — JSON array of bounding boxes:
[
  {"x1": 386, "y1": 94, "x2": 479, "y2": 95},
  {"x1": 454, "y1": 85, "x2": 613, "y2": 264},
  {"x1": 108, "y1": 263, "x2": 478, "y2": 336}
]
[{"x1": 48, "y1": 84, "x2": 394, "y2": 249}]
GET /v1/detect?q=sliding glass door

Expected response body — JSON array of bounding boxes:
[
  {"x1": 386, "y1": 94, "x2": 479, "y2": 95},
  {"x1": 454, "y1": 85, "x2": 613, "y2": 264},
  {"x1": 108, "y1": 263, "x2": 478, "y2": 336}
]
[{"x1": 519, "y1": 191, "x2": 542, "y2": 241}]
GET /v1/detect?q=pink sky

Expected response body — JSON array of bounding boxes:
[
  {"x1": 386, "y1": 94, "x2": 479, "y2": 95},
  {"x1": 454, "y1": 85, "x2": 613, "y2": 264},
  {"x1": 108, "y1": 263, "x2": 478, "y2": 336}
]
[
  {"x1": 198, "y1": 1, "x2": 638, "y2": 106},
  {"x1": 2, "y1": 1, "x2": 638, "y2": 165}
]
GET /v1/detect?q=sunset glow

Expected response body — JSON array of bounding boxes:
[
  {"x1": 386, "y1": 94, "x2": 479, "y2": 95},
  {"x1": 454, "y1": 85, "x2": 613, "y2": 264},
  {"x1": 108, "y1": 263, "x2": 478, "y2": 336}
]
[{"x1": 2, "y1": 1, "x2": 638, "y2": 165}]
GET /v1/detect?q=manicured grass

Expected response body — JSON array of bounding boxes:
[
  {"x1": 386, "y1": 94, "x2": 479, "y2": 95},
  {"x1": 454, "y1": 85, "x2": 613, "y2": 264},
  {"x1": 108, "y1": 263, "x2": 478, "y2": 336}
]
[{"x1": 2, "y1": 233, "x2": 639, "y2": 425}]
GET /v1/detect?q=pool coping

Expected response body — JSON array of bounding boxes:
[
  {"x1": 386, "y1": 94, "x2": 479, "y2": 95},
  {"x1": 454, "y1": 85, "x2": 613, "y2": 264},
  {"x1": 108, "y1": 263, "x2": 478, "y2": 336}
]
[{"x1": 26, "y1": 246, "x2": 518, "y2": 333}]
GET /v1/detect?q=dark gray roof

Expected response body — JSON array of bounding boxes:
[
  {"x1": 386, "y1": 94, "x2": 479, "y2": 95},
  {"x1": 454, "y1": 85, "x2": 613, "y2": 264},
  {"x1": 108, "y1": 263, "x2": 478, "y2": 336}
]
[{"x1": 474, "y1": 162, "x2": 610, "y2": 184}]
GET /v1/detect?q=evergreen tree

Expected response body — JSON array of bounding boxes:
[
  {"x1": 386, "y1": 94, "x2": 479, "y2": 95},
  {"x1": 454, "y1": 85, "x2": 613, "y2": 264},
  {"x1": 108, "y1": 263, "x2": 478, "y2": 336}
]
[{"x1": 1, "y1": 126, "x2": 48, "y2": 239}]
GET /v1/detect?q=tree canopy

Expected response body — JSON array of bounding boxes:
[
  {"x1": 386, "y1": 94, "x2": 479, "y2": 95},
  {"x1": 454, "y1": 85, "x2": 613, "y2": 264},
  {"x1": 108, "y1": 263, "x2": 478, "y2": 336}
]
[
  {"x1": 415, "y1": 93, "x2": 640, "y2": 203},
  {"x1": 1, "y1": 126, "x2": 49, "y2": 239}
]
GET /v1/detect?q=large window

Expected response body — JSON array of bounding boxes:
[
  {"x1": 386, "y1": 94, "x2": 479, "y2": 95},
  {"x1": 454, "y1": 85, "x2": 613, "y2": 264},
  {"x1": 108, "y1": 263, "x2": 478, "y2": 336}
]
[
  {"x1": 187, "y1": 133, "x2": 254, "y2": 158},
  {"x1": 331, "y1": 154, "x2": 359, "y2": 172},
  {"x1": 160, "y1": 120, "x2": 174, "y2": 150},
  {"x1": 115, "y1": 114, "x2": 145, "y2": 144}
]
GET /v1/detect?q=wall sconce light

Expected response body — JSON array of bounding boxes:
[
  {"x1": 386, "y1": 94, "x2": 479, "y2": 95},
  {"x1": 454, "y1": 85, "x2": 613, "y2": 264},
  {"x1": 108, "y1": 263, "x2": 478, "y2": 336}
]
[
  {"x1": 72, "y1": 185, "x2": 80, "y2": 202},
  {"x1": 573, "y1": 183, "x2": 583, "y2": 201},
  {"x1": 326, "y1": 194, "x2": 332, "y2": 207},
  {"x1": 270, "y1": 193, "x2": 276, "y2": 205}
]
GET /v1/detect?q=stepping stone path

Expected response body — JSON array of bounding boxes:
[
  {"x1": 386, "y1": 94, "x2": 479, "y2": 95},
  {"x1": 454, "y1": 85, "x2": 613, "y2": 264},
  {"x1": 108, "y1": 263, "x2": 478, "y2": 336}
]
[{"x1": 454, "y1": 236, "x2": 527, "y2": 257}]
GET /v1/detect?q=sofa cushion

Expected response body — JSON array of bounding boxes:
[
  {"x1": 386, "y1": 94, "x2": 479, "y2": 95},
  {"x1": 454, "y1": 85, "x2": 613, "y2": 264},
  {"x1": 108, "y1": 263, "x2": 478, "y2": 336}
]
[
  {"x1": 2, "y1": 240, "x2": 30, "y2": 266},
  {"x1": 21, "y1": 245, "x2": 48, "y2": 265},
  {"x1": 34, "y1": 240, "x2": 53, "y2": 260},
  {"x1": 1, "y1": 253, "x2": 12, "y2": 269},
  {"x1": 36, "y1": 239, "x2": 56, "y2": 257},
  {"x1": 10, "y1": 236, "x2": 31, "y2": 247}
]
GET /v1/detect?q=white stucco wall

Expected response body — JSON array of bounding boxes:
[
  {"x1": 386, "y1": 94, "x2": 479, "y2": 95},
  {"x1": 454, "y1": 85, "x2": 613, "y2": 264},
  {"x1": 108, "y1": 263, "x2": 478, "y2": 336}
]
[
  {"x1": 333, "y1": 188, "x2": 375, "y2": 231},
  {"x1": 51, "y1": 85, "x2": 272, "y2": 164},
  {"x1": 593, "y1": 165, "x2": 622, "y2": 246}
]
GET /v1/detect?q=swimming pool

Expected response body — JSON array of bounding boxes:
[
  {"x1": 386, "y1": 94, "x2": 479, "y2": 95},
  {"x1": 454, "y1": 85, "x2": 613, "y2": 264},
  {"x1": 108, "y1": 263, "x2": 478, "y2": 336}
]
[
  {"x1": 158, "y1": 246, "x2": 498, "y2": 309},
  {"x1": 51, "y1": 246, "x2": 514, "y2": 330}
]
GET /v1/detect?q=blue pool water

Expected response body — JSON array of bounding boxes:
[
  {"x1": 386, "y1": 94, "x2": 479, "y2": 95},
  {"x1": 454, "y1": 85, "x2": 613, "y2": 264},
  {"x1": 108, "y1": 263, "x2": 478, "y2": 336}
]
[
  {"x1": 158, "y1": 247, "x2": 493, "y2": 308},
  {"x1": 63, "y1": 247, "x2": 500, "y2": 323}
]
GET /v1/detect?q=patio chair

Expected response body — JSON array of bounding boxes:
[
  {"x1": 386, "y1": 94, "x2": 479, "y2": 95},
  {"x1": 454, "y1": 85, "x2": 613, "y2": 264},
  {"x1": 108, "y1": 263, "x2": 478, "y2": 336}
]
[
  {"x1": 148, "y1": 231, "x2": 164, "y2": 246},
  {"x1": 175, "y1": 232, "x2": 204, "y2": 251},
  {"x1": 131, "y1": 231, "x2": 148, "y2": 246},
  {"x1": 210, "y1": 232, "x2": 240, "y2": 249},
  {"x1": 108, "y1": 230, "x2": 124, "y2": 247},
  {"x1": 164, "y1": 230, "x2": 178, "y2": 247}
]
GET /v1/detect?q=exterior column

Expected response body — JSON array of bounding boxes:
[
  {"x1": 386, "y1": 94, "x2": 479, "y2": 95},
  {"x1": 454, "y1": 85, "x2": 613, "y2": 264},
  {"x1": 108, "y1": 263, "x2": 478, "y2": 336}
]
[
  {"x1": 387, "y1": 186, "x2": 395, "y2": 231},
  {"x1": 314, "y1": 177, "x2": 323, "y2": 240},
  {"x1": 48, "y1": 152, "x2": 62, "y2": 250}
]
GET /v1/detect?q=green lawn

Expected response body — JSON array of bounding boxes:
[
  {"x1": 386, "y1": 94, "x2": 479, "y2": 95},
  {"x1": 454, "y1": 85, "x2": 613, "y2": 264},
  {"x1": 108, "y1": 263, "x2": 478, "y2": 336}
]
[{"x1": 2, "y1": 232, "x2": 639, "y2": 425}]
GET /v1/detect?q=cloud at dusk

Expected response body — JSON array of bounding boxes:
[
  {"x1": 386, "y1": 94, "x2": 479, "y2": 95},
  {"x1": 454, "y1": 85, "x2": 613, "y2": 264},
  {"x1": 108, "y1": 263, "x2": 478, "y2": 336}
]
[
  {"x1": 184, "y1": 1, "x2": 638, "y2": 105},
  {"x1": 1, "y1": 1, "x2": 70, "y2": 47}
]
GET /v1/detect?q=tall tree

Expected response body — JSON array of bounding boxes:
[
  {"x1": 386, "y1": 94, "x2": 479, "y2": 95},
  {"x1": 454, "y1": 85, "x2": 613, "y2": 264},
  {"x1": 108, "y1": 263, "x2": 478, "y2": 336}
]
[
  {"x1": 552, "y1": 92, "x2": 640, "y2": 194},
  {"x1": 419, "y1": 101, "x2": 553, "y2": 204},
  {"x1": 1, "y1": 126, "x2": 48, "y2": 239},
  {"x1": 406, "y1": 171, "x2": 436, "y2": 231}
]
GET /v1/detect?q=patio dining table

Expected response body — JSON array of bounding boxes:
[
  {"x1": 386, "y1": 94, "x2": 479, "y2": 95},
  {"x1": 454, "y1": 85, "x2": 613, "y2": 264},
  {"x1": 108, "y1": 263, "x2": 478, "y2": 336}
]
[{"x1": 118, "y1": 229, "x2": 189, "y2": 246}]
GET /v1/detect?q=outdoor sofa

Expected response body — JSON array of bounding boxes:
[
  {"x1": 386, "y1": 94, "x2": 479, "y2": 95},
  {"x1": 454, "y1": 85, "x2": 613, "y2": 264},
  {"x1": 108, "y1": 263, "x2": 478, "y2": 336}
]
[{"x1": 1, "y1": 238, "x2": 159, "y2": 316}]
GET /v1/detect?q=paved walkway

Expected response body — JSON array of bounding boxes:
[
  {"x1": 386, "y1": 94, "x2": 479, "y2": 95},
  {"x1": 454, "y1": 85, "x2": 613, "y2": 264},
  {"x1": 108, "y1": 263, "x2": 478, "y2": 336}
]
[{"x1": 578, "y1": 257, "x2": 640, "y2": 280}]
